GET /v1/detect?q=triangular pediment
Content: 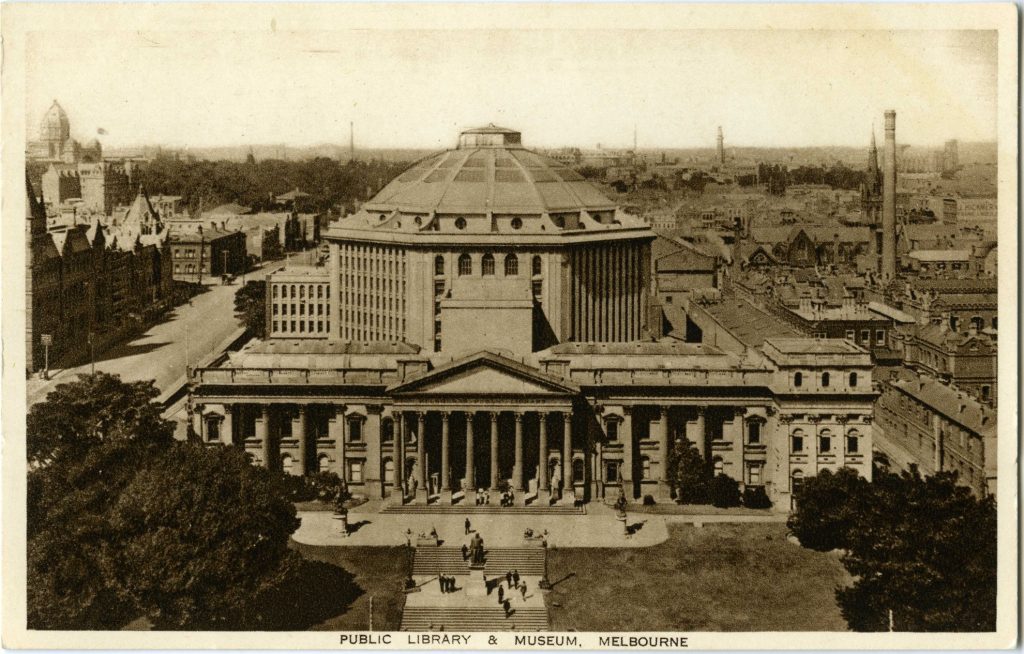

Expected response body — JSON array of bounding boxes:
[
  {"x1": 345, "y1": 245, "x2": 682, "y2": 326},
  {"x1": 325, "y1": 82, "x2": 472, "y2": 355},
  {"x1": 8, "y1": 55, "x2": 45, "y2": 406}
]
[{"x1": 388, "y1": 351, "x2": 577, "y2": 396}]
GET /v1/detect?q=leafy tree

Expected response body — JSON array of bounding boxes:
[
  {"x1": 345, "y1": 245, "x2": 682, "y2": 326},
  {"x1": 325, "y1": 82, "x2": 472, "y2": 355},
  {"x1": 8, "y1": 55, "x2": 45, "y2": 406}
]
[
  {"x1": 667, "y1": 437, "x2": 711, "y2": 504},
  {"x1": 107, "y1": 443, "x2": 302, "y2": 629},
  {"x1": 787, "y1": 467, "x2": 869, "y2": 551},
  {"x1": 788, "y1": 465, "x2": 997, "y2": 631},
  {"x1": 234, "y1": 280, "x2": 267, "y2": 339},
  {"x1": 742, "y1": 485, "x2": 772, "y2": 509},
  {"x1": 709, "y1": 474, "x2": 741, "y2": 508},
  {"x1": 26, "y1": 372, "x2": 174, "y2": 466},
  {"x1": 837, "y1": 468, "x2": 996, "y2": 632}
]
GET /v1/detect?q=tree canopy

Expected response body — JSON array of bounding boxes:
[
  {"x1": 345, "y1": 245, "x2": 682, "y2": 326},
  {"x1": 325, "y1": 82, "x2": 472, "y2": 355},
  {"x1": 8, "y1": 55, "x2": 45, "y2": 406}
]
[
  {"x1": 26, "y1": 372, "x2": 174, "y2": 466},
  {"x1": 788, "y1": 466, "x2": 996, "y2": 631},
  {"x1": 234, "y1": 280, "x2": 267, "y2": 339},
  {"x1": 27, "y1": 372, "x2": 306, "y2": 630}
]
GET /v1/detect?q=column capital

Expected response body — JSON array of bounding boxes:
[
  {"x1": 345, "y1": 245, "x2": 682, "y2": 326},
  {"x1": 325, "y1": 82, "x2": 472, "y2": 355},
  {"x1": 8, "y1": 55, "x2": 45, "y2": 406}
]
[
  {"x1": 297, "y1": 404, "x2": 308, "y2": 415},
  {"x1": 415, "y1": 410, "x2": 426, "y2": 421},
  {"x1": 692, "y1": 406, "x2": 706, "y2": 417},
  {"x1": 514, "y1": 412, "x2": 524, "y2": 423},
  {"x1": 440, "y1": 411, "x2": 451, "y2": 422},
  {"x1": 489, "y1": 411, "x2": 499, "y2": 423}
]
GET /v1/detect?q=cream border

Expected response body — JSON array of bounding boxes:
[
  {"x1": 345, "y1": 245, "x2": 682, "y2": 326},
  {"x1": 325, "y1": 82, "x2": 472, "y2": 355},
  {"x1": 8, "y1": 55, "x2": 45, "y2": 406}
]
[{"x1": 1, "y1": 3, "x2": 1018, "y2": 650}]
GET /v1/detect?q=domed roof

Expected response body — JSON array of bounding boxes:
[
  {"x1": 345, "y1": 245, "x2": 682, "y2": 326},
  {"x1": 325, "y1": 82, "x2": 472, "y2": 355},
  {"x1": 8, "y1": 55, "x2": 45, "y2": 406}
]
[
  {"x1": 40, "y1": 100, "x2": 70, "y2": 141},
  {"x1": 362, "y1": 126, "x2": 616, "y2": 216}
]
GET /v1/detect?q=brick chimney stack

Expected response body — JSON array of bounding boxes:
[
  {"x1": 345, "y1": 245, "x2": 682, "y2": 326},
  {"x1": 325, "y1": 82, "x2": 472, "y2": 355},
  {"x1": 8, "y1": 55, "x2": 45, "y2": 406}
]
[{"x1": 881, "y1": 110, "x2": 897, "y2": 281}]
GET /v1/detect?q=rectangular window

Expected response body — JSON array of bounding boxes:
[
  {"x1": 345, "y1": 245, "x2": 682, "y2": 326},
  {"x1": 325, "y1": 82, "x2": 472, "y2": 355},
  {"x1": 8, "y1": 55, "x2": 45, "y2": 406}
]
[
  {"x1": 748, "y1": 422, "x2": 761, "y2": 445},
  {"x1": 747, "y1": 464, "x2": 762, "y2": 485},
  {"x1": 605, "y1": 461, "x2": 619, "y2": 483},
  {"x1": 875, "y1": 329, "x2": 885, "y2": 343},
  {"x1": 845, "y1": 329, "x2": 855, "y2": 341},
  {"x1": 819, "y1": 436, "x2": 831, "y2": 453},
  {"x1": 860, "y1": 330, "x2": 870, "y2": 343},
  {"x1": 846, "y1": 435, "x2": 859, "y2": 454},
  {"x1": 272, "y1": 321, "x2": 278, "y2": 332},
  {"x1": 347, "y1": 460, "x2": 363, "y2": 483},
  {"x1": 348, "y1": 420, "x2": 363, "y2": 442},
  {"x1": 606, "y1": 421, "x2": 618, "y2": 441},
  {"x1": 791, "y1": 435, "x2": 804, "y2": 453}
]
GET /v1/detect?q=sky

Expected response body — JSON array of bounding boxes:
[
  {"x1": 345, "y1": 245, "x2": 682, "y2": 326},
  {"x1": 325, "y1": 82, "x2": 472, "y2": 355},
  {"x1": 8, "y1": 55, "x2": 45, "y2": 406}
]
[{"x1": 26, "y1": 29, "x2": 997, "y2": 151}]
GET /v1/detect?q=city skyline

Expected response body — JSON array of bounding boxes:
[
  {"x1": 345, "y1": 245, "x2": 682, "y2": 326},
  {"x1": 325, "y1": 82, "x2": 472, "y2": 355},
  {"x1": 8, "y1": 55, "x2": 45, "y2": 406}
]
[{"x1": 26, "y1": 29, "x2": 997, "y2": 152}]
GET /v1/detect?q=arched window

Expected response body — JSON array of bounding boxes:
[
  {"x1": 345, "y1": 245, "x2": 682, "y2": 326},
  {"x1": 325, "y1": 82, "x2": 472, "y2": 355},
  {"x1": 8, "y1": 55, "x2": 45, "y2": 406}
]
[
  {"x1": 504, "y1": 253, "x2": 519, "y2": 276},
  {"x1": 272, "y1": 285, "x2": 278, "y2": 298},
  {"x1": 281, "y1": 454, "x2": 294, "y2": 475},
  {"x1": 434, "y1": 255, "x2": 445, "y2": 276},
  {"x1": 712, "y1": 457, "x2": 724, "y2": 476},
  {"x1": 791, "y1": 429, "x2": 805, "y2": 453},
  {"x1": 458, "y1": 254, "x2": 472, "y2": 276},
  {"x1": 821, "y1": 372, "x2": 830, "y2": 387},
  {"x1": 640, "y1": 456, "x2": 651, "y2": 480},
  {"x1": 971, "y1": 316, "x2": 984, "y2": 331},
  {"x1": 794, "y1": 372, "x2": 803, "y2": 387},
  {"x1": 317, "y1": 454, "x2": 331, "y2": 473},
  {"x1": 532, "y1": 255, "x2": 542, "y2": 276},
  {"x1": 849, "y1": 372, "x2": 858, "y2": 387},
  {"x1": 380, "y1": 418, "x2": 394, "y2": 442},
  {"x1": 205, "y1": 416, "x2": 221, "y2": 443},
  {"x1": 383, "y1": 458, "x2": 395, "y2": 484},
  {"x1": 819, "y1": 429, "x2": 832, "y2": 453},
  {"x1": 482, "y1": 253, "x2": 495, "y2": 276},
  {"x1": 846, "y1": 429, "x2": 860, "y2": 454}
]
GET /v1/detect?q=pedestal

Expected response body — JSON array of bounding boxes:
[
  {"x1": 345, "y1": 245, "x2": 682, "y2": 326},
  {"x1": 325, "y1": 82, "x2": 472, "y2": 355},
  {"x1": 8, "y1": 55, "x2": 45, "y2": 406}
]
[
  {"x1": 389, "y1": 491, "x2": 405, "y2": 506},
  {"x1": 466, "y1": 567, "x2": 488, "y2": 598},
  {"x1": 563, "y1": 491, "x2": 577, "y2": 506},
  {"x1": 540, "y1": 489, "x2": 553, "y2": 506},
  {"x1": 416, "y1": 488, "x2": 428, "y2": 504},
  {"x1": 440, "y1": 489, "x2": 453, "y2": 505}
]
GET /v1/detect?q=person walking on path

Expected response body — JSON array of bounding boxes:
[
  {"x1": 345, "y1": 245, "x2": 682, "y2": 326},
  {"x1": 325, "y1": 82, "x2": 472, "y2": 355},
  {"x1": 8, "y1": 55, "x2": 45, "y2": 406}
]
[
  {"x1": 506, "y1": 571, "x2": 513, "y2": 587},
  {"x1": 520, "y1": 581, "x2": 527, "y2": 601},
  {"x1": 497, "y1": 584, "x2": 504, "y2": 603},
  {"x1": 513, "y1": 569, "x2": 520, "y2": 587},
  {"x1": 503, "y1": 598, "x2": 512, "y2": 618},
  {"x1": 461, "y1": 543, "x2": 468, "y2": 560},
  {"x1": 465, "y1": 517, "x2": 471, "y2": 534}
]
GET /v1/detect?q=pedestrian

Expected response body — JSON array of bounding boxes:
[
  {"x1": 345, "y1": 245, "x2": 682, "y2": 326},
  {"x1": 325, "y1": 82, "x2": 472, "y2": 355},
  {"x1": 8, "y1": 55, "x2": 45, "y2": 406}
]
[
  {"x1": 513, "y1": 569, "x2": 520, "y2": 587},
  {"x1": 503, "y1": 598, "x2": 511, "y2": 618},
  {"x1": 438, "y1": 575, "x2": 445, "y2": 592},
  {"x1": 465, "y1": 517, "x2": 471, "y2": 534},
  {"x1": 461, "y1": 543, "x2": 469, "y2": 560},
  {"x1": 520, "y1": 581, "x2": 527, "y2": 601},
  {"x1": 506, "y1": 570, "x2": 513, "y2": 587},
  {"x1": 498, "y1": 584, "x2": 504, "y2": 603}
]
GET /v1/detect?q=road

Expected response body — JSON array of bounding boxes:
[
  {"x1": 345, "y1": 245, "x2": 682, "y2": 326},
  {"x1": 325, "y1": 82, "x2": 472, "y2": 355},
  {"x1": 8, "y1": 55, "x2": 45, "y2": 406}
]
[{"x1": 27, "y1": 252, "x2": 313, "y2": 406}]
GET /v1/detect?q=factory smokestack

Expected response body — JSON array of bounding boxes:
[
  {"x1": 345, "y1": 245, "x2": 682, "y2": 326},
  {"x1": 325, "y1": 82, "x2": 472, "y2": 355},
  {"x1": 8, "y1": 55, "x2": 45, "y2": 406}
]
[
  {"x1": 716, "y1": 126, "x2": 725, "y2": 165},
  {"x1": 881, "y1": 110, "x2": 897, "y2": 281}
]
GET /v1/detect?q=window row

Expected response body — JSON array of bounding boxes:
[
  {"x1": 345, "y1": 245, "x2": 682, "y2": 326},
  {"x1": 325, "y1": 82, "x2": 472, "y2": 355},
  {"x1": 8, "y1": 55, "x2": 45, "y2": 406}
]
[
  {"x1": 273, "y1": 303, "x2": 325, "y2": 316},
  {"x1": 790, "y1": 429, "x2": 861, "y2": 454},
  {"x1": 272, "y1": 284, "x2": 325, "y2": 299},
  {"x1": 436, "y1": 254, "x2": 544, "y2": 277},
  {"x1": 272, "y1": 320, "x2": 329, "y2": 334},
  {"x1": 793, "y1": 371, "x2": 859, "y2": 388}
]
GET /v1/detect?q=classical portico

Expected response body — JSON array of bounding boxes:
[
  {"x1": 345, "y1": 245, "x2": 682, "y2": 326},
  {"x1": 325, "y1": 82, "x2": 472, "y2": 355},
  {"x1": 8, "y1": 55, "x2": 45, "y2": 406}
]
[{"x1": 386, "y1": 351, "x2": 578, "y2": 505}]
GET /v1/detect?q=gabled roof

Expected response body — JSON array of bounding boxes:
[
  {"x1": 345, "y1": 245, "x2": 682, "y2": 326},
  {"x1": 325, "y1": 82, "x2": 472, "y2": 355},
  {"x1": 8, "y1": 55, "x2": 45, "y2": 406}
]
[{"x1": 387, "y1": 350, "x2": 578, "y2": 396}]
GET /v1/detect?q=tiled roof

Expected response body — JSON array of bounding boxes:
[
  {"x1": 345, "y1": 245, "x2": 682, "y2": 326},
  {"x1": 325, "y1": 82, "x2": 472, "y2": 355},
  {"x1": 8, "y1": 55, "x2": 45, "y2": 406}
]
[{"x1": 890, "y1": 371, "x2": 995, "y2": 437}]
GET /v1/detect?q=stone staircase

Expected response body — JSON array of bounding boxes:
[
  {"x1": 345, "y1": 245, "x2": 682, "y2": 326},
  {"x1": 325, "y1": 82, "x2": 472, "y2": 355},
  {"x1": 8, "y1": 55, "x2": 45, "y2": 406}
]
[
  {"x1": 412, "y1": 547, "x2": 546, "y2": 577},
  {"x1": 400, "y1": 606, "x2": 549, "y2": 631}
]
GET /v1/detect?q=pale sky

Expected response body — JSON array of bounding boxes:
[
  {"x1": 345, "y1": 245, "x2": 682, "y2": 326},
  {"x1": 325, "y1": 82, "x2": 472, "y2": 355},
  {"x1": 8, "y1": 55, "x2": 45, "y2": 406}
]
[{"x1": 26, "y1": 29, "x2": 997, "y2": 151}]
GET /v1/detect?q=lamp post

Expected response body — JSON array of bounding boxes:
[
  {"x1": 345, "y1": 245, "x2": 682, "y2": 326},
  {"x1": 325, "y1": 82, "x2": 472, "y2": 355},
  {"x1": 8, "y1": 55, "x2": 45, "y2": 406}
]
[{"x1": 40, "y1": 334, "x2": 52, "y2": 380}]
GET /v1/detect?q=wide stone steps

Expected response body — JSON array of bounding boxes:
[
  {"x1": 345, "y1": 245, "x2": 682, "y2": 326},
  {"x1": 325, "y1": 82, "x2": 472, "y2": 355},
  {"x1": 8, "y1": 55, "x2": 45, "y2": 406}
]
[
  {"x1": 381, "y1": 504, "x2": 584, "y2": 515},
  {"x1": 413, "y1": 547, "x2": 546, "y2": 577},
  {"x1": 400, "y1": 606, "x2": 549, "y2": 632}
]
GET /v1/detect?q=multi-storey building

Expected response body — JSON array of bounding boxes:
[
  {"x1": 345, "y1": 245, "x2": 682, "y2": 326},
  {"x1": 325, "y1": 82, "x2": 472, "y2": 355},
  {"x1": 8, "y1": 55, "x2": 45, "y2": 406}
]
[
  {"x1": 875, "y1": 369, "x2": 996, "y2": 498},
  {"x1": 189, "y1": 125, "x2": 876, "y2": 511}
]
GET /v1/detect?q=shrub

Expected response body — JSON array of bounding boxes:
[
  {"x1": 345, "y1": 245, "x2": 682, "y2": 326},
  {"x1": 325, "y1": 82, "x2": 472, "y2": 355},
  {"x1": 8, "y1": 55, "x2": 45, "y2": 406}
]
[
  {"x1": 742, "y1": 485, "x2": 773, "y2": 509},
  {"x1": 709, "y1": 474, "x2": 741, "y2": 508},
  {"x1": 642, "y1": 494, "x2": 656, "y2": 506}
]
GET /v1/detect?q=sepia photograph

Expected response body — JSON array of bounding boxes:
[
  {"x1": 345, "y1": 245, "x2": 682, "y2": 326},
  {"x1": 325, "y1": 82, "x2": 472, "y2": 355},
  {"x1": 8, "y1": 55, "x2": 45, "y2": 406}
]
[{"x1": 1, "y1": 2, "x2": 1017, "y2": 650}]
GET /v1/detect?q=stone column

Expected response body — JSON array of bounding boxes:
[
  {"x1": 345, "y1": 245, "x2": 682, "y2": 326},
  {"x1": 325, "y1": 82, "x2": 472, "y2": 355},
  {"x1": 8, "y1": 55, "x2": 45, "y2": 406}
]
[
  {"x1": 330, "y1": 405, "x2": 346, "y2": 480},
  {"x1": 621, "y1": 407, "x2": 634, "y2": 500},
  {"x1": 258, "y1": 404, "x2": 271, "y2": 469},
  {"x1": 594, "y1": 424, "x2": 604, "y2": 500},
  {"x1": 416, "y1": 411, "x2": 427, "y2": 503},
  {"x1": 538, "y1": 412, "x2": 550, "y2": 502},
  {"x1": 489, "y1": 412, "x2": 499, "y2": 491},
  {"x1": 365, "y1": 406, "x2": 383, "y2": 500},
  {"x1": 657, "y1": 407, "x2": 671, "y2": 498},
  {"x1": 563, "y1": 412, "x2": 574, "y2": 504},
  {"x1": 393, "y1": 412, "x2": 405, "y2": 504},
  {"x1": 465, "y1": 412, "x2": 476, "y2": 501},
  {"x1": 691, "y1": 407, "x2": 706, "y2": 458},
  {"x1": 440, "y1": 412, "x2": 452, "y2": 504},
  {"x1": 513, "y1": 412, "x2": 524, "y2": 502},
  {"x1": 222, "y1": 404, "x2": 234, "y2": 446},
  {"x1": 296, "y1": 405, "x2": 307, "y2": 476}
]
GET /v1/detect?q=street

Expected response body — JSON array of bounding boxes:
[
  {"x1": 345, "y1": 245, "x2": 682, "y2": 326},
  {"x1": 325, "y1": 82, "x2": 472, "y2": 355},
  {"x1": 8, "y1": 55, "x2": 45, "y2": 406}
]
[{"x1": 27, "y1": 252, "x2": 313, "y2": 406}]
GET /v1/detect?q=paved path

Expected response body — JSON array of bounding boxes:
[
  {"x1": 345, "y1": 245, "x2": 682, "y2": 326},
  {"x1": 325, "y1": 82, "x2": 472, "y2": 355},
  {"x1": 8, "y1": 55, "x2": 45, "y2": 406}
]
[
  {"x1": 27, "y1": 253, "x2": 307, "y2": 406},
  {"x1": 293, "y1": 503, "x2": 786, "y2": 549}
]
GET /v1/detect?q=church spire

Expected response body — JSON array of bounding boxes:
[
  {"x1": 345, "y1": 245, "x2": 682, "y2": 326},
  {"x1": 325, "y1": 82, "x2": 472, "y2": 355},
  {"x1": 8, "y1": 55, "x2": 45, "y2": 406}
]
[{"x1": 868, "y1": 129, "x2": 879, "y2": 176}]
